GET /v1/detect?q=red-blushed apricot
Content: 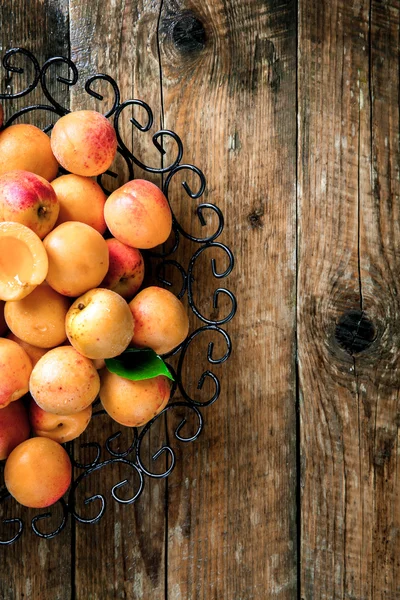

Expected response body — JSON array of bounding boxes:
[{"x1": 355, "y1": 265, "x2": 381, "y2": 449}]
[
  {"x1": 4, "y1": 437, "x2": 72, "y2": 508},
  {"x1": 0, "y1": 124, "x2": 59, "y2": 181},
  {"x1": 129, "y1": 286, "x2": 189, "y2": 355},
  {"x1": 101, "y1": 238, "x2": 144, "y2": 300},
  {"x1": 6, "y1": 333, "x2": 48, "y2": 368},
  {"x1": 43, "y1": 222, "x2": 109, "y2": 297},
  {"x1": 66, "y1": 288, "x2": 134, "y2": 359},
  {"x1": 100, "y1": 370, "x2": 171, "y2": 427},
  {"x1": 0, "y1": 222, "x2": 48, "y2": 301},
  {"x1": 0, "y1": 170, "x2": 59, "y2": 239},
  {"x1": 104, "y1": 179, "x2": 172, "y2": 249},
  {"x1": 29, "y1": 346, "x2": 100, "y2": 415},
  {"x1": 51, "y1": 174, "x2": 107, "y2": 233},
  {"x1": 5, "y1": 284, "x2": 69, "y2": 348},
  {"x1": 0, "y1": 300, "x2": 7, "y2": 335},
  {"x1": 29, "y1": 397, "x2": 92, "y2": 443},
  {"x1": 0, "y1": 399, "x2": 31, "y2": 460},
  {"x1": 0, "y1": 338, "x2": 32, "y2": 408},
  {"x1": 51, "y1": 110, "x2": 117, "y2": 177}
]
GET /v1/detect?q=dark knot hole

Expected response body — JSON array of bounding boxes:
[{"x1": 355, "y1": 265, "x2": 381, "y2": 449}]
[
  {"x1": 172, "y1": 14, "x2": 206, "y2": 54},
  {"x1": 335, "y1": 310, "x2": 376, "y2": 355}
]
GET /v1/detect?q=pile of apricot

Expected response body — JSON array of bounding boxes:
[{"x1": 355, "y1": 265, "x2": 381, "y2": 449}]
[{"x1": 0, "y1": 109, "x2": 189, "y2": 509}]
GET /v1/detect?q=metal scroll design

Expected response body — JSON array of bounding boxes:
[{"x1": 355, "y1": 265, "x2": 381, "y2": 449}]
[{"x1": 0, "y1": 48, "x2": 236, "y2": 544}]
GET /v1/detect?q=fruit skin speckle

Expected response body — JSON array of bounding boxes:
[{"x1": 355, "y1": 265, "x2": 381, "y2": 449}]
[
  {"x1": 29, "y1": 346, "x2": 100, "y2": 415},
  {"x1": 51, "y1": 110, "x2": 117, "y2": 177}
]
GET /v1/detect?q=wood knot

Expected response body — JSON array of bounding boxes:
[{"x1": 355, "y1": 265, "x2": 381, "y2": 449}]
[
  {"x1": 335, "y1": 310, "x2": 376, "y2": 355},
  {"x1": 248, "y1": 205, "x2": 264, "y2": 229},
  {"x1": 171, "y1": 13, "x2": 206, "y2": 54}
]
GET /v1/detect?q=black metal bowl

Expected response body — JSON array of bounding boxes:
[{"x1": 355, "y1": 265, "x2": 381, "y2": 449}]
[{"x1": 0, "y1": 47, "x2": 236, "y2": 545}]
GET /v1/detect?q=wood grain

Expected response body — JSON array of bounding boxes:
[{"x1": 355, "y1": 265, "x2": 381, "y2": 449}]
[
  {"x1": 159, "y1": 0, "x2": 297, "y2": 598},
  {"x1": 298, "y1": 0, "x2": 400, "y2": 597},
  {"x1": 0, "y1": 2, "x2": 72, "y2": 600}
]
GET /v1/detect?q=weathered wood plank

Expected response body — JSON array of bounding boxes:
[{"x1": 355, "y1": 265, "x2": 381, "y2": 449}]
[
  {"x1": 298, "y1": 0, "x2": 400, "y2": 597},
  {"x1": 159, "y1": 0, "x2": 297, "y2": 598},
  {"x1": 69, "y1": 1, "x2": 167, "y2": 598},
  {"x1": 0, "y1": 2, "x2": 71, "y2": 599}
]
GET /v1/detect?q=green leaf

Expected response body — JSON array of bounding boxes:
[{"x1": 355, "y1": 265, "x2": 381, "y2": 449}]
[{"x1": 105, "y1": 348, "x2": 174, "y2": 382}]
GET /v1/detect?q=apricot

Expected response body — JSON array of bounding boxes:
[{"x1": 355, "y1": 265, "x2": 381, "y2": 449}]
[
  {"x1": 104, "y1": 179, "x2": 172, "y2": 249},
  {"x1": 4, "y1": 437, "x2": 72, "y2": 508},
  {"x1": 0, "y1": 399, "x2": 30, "y2": 460},
  {"x1": 101, "y1": 238, "x2": 144, "y2": 300},
  {"x1": 0, "y1": 124, "x2": 59, "y2": 181},
  {"x1": 66, "y1": 288, "x2": 134, "y2": 359},
  {"x1": 5, "y1": 284, "x2": 69, "y2": 348},
  {"x1": 6, "y1": 333, "x2": 48, "y2": 367},
  {"x1": 29, "y1": 346, "x2": 100, "y2": 415},
  {"x1": 29, "y1": 397, "x2": 92, "y2": 443},
  {"x1": 92, "y1": 357, "x2": 106, "y2": 370},
  {"x1": 100, "y1": 370, "x2": 171, "y2": 427},
  {"x1": 0, "y1": 338, "x2": 32, "y2": 408},
  {"x1": 129, "y1": 286, "x2": 189, "y2": 355},
  {"x1": 0, "y1": 170, "x2": 59, "y2": 239},
  {"x1": 43, "y1": 222, "x2": 109, "y2": 297},
  {"x1": 51, "y1": 110, "x2": 117, "y2": 177},
  {"x1": 51, "y1": 174, "x2": 107, "y2": 233},
  {"x1": 0, "y1": 300, "x2": 7, "y2": 335},
  {"x1": 0, "y1": 222, "x2": 48, "y2": 301}
]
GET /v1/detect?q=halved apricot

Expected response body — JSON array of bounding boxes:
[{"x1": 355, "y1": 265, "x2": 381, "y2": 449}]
[{"x1": 0, "y1": 222, "x2": 48, "y2": 301}]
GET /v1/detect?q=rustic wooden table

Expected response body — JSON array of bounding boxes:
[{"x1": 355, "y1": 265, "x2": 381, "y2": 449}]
[{"x1": 0, "y1": 0, "x2": 399, "y2": 598}]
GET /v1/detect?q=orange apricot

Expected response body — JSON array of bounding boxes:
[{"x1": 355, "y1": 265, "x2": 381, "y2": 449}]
[
  {"x1": 5, "y1": 283, "x2": 69, "y2": 348},
  {"x1": 129, "y1": 286, "x2": 189, "y2": 355},
  {"x1": 100, "y1": 370, "x2": 171, "y2": 427},
  {"x1": 51, "y1": 174, "x2": 107, "y2": 233},
  {"x1": 51, "y1": 110, "x2": 117, "y2": 176},
  {"x1": 65, "y1": 288, "x2": 134, "y2": 359},
  {"x1": 0, "y1": 338, "x2": 32, "y2": 408},
  {"x1": 0, "y1": 222, "x2": 48, "y2": 301},
  {"x1": 43, "y1": 222, "x2": 109, "y2": 297},
  {"x1": 29, "y1": 397, "x2": 92, "y2": 443},
  {"x1": 0, "y1": 124, "x2": 59, "y2": 181},
  {"x1": 29, "y1": 346, "x2": 100, "y2": 415},
  {"x1": 6, "y1": 333, "x2": 48, "y2": 367},
  {"x1": 104, "y1": 179, "x2": 172, "y2": 249},
  {"x1": 4, "y1": 437, "x2": 72, "y2": 508},
  {"x1": 0, "y1": 399, "x2": 31, "y2": 460}
]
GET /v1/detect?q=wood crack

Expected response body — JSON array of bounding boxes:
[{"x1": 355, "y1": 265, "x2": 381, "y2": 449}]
[{"x1": 155, "y1": 3, "x2": 168, "y2": 600}]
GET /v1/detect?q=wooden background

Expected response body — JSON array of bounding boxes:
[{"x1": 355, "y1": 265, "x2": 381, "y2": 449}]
[{"x1": 0, "y1": 0, "x2": 399, "y2": 598}]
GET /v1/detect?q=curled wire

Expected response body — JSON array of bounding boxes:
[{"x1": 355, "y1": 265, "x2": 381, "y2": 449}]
[
  {"x1": 69, "y1": 458, "x2": 144, "y2": 524},
  {"x1": 187, "y1": 243, "x2": 237, "y2": 325},
  {"x1": 176, "y1": 326, "x2": 232, "y2": 407},
  {"x1": 0, "y1": 47, "x2": 41, "y2": 99},
  {"x1": 31, "y1": 499, "x2": 69, "y2": 539},
  {"x1": 136, "y1": 402, "x2": 204, "y2": 478}
]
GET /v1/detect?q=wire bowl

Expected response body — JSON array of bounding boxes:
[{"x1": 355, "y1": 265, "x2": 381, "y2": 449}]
[{"x1": 0, "y1": 47, "x2": 236, "y2": 545}]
